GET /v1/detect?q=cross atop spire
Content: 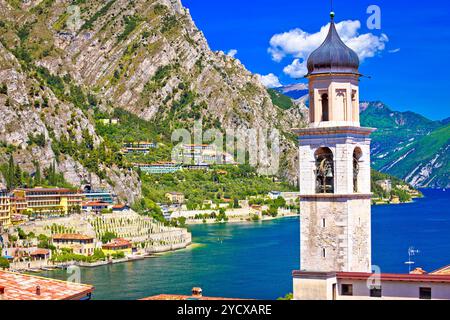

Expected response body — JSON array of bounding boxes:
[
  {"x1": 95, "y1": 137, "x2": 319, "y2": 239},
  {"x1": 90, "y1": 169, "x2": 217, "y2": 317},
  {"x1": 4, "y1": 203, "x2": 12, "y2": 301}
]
[{"x1": 330, "y1": 0, "x2": 335, "y2": 21}]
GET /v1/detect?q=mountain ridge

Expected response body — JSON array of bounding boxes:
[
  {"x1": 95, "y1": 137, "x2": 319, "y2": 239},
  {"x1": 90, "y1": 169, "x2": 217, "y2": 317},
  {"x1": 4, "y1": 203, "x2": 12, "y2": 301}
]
[{"x1": 0, "y1": 0, "x2": 309, "y2": 200}]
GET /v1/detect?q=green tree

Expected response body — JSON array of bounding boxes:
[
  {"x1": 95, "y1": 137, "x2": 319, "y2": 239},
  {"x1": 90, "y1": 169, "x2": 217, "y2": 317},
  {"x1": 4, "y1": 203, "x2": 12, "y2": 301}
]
[
  {"x1": 274, "y1": 196, "x2": 287, "y2": 208},
  {"x1": 34, "y1": 161, "x2": 41, "y2": 186},
  {"x1": 0, "y1": 257, "x2": 10, "y2": 269},
  {"x1": 101, "y1": 232, "x2": 118, "y2": 244},
  {"x1": 277, "y1": 293, "x2": 293, "y2": 300},
  {"x1": 233, "y1": 197, "x2": 240, "y2": 208}
]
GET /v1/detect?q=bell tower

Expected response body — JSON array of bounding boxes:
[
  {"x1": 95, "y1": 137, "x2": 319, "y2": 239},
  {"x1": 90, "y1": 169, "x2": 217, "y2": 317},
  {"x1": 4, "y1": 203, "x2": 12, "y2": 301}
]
[{"x1": 294, "y1": 12, "x2": 375, "y2": 276}]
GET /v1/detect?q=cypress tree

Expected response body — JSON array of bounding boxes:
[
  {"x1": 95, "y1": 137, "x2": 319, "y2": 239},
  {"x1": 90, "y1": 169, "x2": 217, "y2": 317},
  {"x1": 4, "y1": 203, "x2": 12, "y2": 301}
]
[
  {"x1": 7, "y1": 155, "x2": 15, "y2": 190},
  {"x1": 34, "y1": 162, "x2": 41, "y2": 186}
]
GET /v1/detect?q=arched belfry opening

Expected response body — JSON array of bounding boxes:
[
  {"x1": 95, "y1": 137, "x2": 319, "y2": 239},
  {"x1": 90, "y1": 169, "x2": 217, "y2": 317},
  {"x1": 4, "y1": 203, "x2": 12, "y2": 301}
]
[
  {"x1": 353, "y1": 147, "x2": 363, "y2": 193},
  {"x1": 315, "y1": 147, "x2": 334, "y2": 194},
  {"x1": 321, "y1": 94, "x2": 329, "y2": 122}
]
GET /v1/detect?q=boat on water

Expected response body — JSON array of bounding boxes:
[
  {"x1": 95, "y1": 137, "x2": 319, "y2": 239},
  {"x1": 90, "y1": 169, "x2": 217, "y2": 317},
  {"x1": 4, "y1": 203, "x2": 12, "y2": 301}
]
[
  {"x1": 41, "y1": 266, "x2": 57, "y2": 271},
  {"x1": 26, "y1": 268, "x2": 42, "y2": 273}
]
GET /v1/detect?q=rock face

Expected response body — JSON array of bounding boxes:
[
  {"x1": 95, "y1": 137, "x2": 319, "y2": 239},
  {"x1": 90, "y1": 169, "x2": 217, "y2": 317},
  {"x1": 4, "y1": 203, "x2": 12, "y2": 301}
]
[
  {"x1": 0, "y1": 39, "x2": 141, "y2": 201},
  {"x1": 0, "y1": 0, "x2": 308, "y2": 199}
]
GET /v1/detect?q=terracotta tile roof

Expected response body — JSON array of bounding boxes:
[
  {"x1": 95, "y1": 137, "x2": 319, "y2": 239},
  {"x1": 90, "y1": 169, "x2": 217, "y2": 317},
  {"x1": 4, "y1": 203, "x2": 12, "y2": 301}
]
[
  {"x1": 52, "y1": 234, "x2": 94, "y2": 241},
  {"x1": 102, "y1": 238, "x2": 132, "y2": 250},
  {"x1": 141, "y1": 294, "x2": 249, "y2": 301},
  {"x1": 112, "y1": 204, "x2": 127, "y2": 209},
  {"x1": 410, "y1": 267, "x2": 428, "y2": 275},
  {"x1": 82, "y1": 201, "x2": 110, "y2": 206},
  {"x1": 15, "y1": 188, "x2": 81, "y2": 194},
  {"x1": 30, "y1": 249, "x2": 50, "y2": 256},
  {"x1": 431, "y1": 265, "x2": 450, "y2": 275},
  {"x1": 0, "y1": 271, "x2": 94, "y2": 300}
]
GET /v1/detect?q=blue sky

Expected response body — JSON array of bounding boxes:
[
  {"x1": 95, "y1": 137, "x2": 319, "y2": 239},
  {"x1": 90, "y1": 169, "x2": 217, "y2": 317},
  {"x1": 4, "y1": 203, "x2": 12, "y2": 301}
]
[{"x1": 183, "y1": 0, "x2": 450, "y2": 121}]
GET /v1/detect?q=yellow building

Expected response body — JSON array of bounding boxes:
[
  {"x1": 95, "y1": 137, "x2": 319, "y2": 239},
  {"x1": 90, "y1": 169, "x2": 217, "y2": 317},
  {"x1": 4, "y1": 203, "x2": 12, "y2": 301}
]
[
  {"x1": 165, "y1": 192, "x2": 185, "y2": 204},
  {"x1": 0, "y1": 190, "x2": 11, "y2": 228},
  {"x1": 102, "y1": 238, "x2": 132, "y2": 256},
  {"x1": 12, "y1": 188, "x2": 83, "y2": 216},
  {"x1": 52, "y1": 234, "x2": 96, "y2": 256}
]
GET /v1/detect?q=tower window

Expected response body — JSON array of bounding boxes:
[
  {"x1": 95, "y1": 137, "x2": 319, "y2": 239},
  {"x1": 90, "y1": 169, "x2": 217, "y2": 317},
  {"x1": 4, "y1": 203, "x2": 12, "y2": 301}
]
[
  {"x1": 322, "y1": 219, "x2": 326, "y2": 228},
  {"x1": 322, "y1": 248, "x2": 326, "y2": 258},
  {"x1": 321, "y1": 93, "x2": 329, "y2": 122},
  {"x1": 341, "y1": 284, "x2": 353, "y2": 296},
  {"x1": 353, "y1": 147, "x2": 363, "y2": 193},
  {"x1": 419, "y1": 287, "x2": 432, "y2": 300},
  {"x1": 370, "y1": 286, "x2": 382, "y2": 298},
  {"x1": 352, "y1": 90, "x2": 359, "y2": 122},
  {"x1": 315, "y1": 147, "x2": 334, "y2": 194}
]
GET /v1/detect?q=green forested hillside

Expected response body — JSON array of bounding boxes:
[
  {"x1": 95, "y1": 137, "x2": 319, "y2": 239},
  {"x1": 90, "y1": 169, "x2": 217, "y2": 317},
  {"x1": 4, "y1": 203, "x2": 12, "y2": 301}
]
[{"x1": 361, "y1": 102, "x2": 449, "y2": 189}]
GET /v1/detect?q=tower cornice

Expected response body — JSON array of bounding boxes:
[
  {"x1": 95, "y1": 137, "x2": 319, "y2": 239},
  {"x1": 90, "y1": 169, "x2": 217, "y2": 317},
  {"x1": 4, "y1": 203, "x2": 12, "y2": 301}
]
[
  {"x1": 293, "y1": 126, "x2": 376, "y2": 137},
  {"x1": 298, "y1": 193, "x2": 373, "y2": 200},
  {"x1": 306, "y1": 72, "x2": 362, "y2": 80}
]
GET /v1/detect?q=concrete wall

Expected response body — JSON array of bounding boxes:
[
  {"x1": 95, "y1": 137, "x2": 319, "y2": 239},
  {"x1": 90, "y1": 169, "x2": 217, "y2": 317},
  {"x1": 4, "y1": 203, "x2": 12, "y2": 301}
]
[
  {"x1": 336, "y1": 279, "x2": 450, "y2": 300},
  {"x1": 298, "y1": 133, "x2": 372, "y2": 273},
  {"x1": 294, "y1": 275, "x2": 337, "y2": 300},
  {"x1": 294, "y1": 274, "x2": 450, "y2": 300},
  {"x1": 309, "y1": 75, "x2": 360, "y2": 128}
]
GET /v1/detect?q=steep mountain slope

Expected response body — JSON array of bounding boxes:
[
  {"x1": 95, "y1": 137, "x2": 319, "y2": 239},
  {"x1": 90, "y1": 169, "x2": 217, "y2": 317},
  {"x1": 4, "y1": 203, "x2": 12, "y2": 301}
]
[
  {"x1": 0, "y1": 34, "x2": 141, "y2": 202},
  {"x1": 276, "y1": 83, "x2": 309, "y2": 105},
  {"x1": 361, "y1": 102, "x2": 449, "y2": 189},
  {"x1": 0, "y1": 0, "x2": 308, "y2": 198}
]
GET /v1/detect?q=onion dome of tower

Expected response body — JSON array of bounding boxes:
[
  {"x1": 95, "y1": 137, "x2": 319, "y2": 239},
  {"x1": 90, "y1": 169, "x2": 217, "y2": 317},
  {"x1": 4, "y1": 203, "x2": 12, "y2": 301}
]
[{"x1": 306, "y1": 12, "x2": 360, "y2": 76}]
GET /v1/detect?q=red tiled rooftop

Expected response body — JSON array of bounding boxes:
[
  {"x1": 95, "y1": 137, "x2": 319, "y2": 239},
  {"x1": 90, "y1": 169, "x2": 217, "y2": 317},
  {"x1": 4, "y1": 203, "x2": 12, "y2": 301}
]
[
  {"x1": 336, "y1": 272, "x2": 450, "y2": 283},
  {"x1": 52, "y1": 234, "x2": 94, "y2": 241},
  {"x1": 30, "y1": 249, "x2": 50, "y2": 256},
  {"x1": 142, "y1": 294, "x2": 249, "y2": 301},
  {"x1": 431, "y1": 265, "x2": 450, "y2": 275},
  {"x1": 0, "y1": 271, "x2": 94, "y2": 300},
  {"x1": 102, "y1": 238, "x2": 132, "y2": 249},
  {"x1": 83, "y1": 201, "x2": 110, "y2": 206},
  {"x1": 15, "y1": 188, "x2": 81, "y2": 194}
]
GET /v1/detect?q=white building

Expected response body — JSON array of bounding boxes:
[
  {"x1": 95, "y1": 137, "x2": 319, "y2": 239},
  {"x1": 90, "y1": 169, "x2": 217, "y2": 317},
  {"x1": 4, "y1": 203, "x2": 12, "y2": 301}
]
[{"x1": 293, "y1": 271, "x2": 450, "y2": 300}]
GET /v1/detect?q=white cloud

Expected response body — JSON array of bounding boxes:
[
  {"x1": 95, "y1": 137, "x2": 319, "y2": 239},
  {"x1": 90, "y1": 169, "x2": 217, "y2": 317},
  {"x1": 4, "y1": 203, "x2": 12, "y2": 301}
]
[
  {"x1": 268, "y1": 20, "x2": 389, "y2": 78},
  {"x1": 389, "y1": 48, "x2": 401, "y2": 53},
  {"x1": 256, "y1": 73, "x2": 282, "y2": 88},
  {"x1": 283, "y1": 59, "x2": 308, "y2": 79},
  {"x1": 227, "y1": 49, "x2": 238, "y2": 58}
]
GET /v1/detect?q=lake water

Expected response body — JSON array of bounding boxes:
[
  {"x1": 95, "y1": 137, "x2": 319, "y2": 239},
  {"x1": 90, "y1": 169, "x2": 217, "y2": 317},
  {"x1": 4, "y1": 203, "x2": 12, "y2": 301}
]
[{"x1": 41, "y1": 189, "x2": 449, "y2": 300}]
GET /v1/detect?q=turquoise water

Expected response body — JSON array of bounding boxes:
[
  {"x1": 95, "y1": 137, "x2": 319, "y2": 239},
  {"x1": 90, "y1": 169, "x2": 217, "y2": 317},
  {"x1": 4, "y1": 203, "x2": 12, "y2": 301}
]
[{"x1": 41, "y1": 189, "x2": 449, "y2": 300}]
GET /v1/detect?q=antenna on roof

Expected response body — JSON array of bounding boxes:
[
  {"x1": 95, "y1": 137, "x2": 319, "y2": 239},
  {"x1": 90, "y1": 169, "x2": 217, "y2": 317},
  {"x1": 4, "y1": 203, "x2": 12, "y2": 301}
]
[{"x1": 405, "y1": 246, "x2": 420, "y2": 273}]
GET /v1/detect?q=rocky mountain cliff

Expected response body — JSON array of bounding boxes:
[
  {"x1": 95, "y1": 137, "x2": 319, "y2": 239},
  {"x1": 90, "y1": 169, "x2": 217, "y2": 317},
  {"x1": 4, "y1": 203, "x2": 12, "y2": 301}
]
[{"x1": 0, "y1": 0, "x2": 308, "y2": 200}]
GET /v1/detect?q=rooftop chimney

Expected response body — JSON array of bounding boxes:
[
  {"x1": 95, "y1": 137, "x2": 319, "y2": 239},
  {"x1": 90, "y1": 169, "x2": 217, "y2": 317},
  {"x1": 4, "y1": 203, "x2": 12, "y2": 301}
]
[
  {"x1": 0, "y1": 286, "x2": 5, "y2": 299},
  {"x1": 192, "y1": 287, "x2": 203, "y2": 298},
  {"x1": 36, "y1": 285, "x2": 41, "y2": 296}
]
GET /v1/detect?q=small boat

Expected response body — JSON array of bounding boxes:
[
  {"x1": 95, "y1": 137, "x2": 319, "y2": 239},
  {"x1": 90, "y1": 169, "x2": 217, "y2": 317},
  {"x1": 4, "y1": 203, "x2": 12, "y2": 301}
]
[
  {"x1": 41, "y1": 266, "x2": 57, "y2": 271},
  {"x1": 27, "y1": 268, "x2": 41, "y2": 273}
]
